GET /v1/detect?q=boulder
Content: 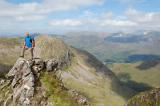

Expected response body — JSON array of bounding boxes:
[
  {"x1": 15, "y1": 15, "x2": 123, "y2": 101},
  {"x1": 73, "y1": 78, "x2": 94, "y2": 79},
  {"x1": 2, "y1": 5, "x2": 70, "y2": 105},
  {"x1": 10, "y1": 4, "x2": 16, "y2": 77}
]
[
  {"x1": 45, "y1": 59, "x2": 59, "y2": 71},
  {"x1": 32, "y1": 58, "x2": 45, "y2": 73}
]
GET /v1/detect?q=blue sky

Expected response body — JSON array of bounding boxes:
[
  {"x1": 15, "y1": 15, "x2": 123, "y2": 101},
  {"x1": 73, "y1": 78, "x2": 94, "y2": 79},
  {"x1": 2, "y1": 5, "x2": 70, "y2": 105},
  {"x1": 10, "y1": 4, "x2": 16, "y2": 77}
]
[{"x1": 0, "y1": 0, "x2": 160, "y2": 35}]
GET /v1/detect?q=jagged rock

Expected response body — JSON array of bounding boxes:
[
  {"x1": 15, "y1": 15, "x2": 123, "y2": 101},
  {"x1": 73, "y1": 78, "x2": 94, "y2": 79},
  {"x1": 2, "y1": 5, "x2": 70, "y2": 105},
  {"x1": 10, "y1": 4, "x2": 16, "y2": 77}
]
[
  {"x1": 5, "y1": 55, "x2": 89, "y2": 106},
  {"x1": 45, "y1": 59, "x2": 59, "y2": 71},
  {"x1": 7, "y1": 58, "x2": 35, "y2": 106},
  {"x1": 6, "y1": 58, "x2": 62, "y2": 106},
  {"x1": 32, "y1": 58, "x2": 44, "y2": 73}
]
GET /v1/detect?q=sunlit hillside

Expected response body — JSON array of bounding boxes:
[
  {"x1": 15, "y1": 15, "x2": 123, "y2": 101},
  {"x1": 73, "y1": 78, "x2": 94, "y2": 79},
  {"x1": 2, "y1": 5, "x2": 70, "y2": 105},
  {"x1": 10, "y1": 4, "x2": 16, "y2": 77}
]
[{"x1": 108, "y1": 61, "x2": 160, "y2": 92}]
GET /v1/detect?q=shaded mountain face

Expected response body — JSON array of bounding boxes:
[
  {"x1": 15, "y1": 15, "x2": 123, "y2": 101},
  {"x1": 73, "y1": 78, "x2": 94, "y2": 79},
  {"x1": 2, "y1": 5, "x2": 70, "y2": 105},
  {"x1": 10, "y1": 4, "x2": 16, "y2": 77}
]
[{"x1": 0, "y1": 36, "x2": 135, "y2": 106}]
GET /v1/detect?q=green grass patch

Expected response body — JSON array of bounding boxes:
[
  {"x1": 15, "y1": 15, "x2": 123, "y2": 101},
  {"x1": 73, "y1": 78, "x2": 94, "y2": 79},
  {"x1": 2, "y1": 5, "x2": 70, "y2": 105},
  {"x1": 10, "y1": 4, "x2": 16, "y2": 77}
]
[{"x1": 40, "y1": 72, "x2": 77, "y2": 106}]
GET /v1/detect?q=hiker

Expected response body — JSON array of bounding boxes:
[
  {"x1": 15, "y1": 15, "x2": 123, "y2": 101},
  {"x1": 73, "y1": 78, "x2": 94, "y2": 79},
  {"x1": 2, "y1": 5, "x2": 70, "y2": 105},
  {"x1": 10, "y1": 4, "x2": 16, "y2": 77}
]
[{"x1": 20, "y1": 32, "x2": 35, "y2": 60}]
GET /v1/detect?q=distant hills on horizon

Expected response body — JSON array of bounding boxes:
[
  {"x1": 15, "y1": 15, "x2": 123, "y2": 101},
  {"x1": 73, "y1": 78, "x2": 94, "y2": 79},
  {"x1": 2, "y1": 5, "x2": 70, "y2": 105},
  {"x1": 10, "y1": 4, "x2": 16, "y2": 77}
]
[
  {"x1": 1, "y1": 30, "x2": 160, "y2": 63},
  {"x1": 56, "y1": 30, "x2": 160, "y2": 63}
]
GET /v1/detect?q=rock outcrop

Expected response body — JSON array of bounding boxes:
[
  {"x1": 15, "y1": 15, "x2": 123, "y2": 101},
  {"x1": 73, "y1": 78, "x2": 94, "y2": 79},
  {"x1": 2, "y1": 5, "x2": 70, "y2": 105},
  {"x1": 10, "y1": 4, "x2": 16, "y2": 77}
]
[
  {"x1": 7, "y1": 58, "x2": 36, "y2": 106},
  {"x1": 3, "y1": 57, "x2": 90, "y2": 106}
]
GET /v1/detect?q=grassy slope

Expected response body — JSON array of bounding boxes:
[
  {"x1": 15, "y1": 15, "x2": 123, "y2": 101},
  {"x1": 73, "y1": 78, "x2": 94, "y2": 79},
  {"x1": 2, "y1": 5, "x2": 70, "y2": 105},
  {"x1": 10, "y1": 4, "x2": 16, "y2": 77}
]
[
  {"x1": 36, "y1": 36, "x2": 135, "y2": 106},
  {"x1": 35, "y1": 36, "x2": 70, "y2": 60},
  {"x1": 108, "y1": 62, "x2": 160, "y2": 89},
  {"x1": 60, "y1": 48, "x2": 135, "y2": 106}
]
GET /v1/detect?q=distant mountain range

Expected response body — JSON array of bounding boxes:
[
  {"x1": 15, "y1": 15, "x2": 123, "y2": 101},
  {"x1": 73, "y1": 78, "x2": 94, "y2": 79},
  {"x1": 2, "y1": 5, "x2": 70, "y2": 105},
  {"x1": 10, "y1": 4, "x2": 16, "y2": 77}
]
[
  {"x1": 104, "y1": 31, "x2": 160, "y2": 43},
  {"x1": 55, "y1": 31, "x2": 160, "y2": 63},
  {"x1": 104, "y1": 33, "x2": 148, "y2": 43}
]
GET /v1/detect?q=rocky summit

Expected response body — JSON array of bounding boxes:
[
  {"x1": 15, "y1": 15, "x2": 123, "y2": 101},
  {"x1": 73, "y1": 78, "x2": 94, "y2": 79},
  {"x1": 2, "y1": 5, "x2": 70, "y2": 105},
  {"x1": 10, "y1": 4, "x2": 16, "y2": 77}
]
[{"x1": 1, "y1": 56, "x2": 89, "y2": 106}]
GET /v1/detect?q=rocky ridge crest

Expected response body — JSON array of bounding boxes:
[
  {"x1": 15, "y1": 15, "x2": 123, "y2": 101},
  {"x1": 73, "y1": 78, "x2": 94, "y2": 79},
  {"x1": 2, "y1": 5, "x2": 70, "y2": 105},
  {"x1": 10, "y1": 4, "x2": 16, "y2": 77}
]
[{"x1": 0, "y1": 52, "x2": 89, "y2": 106}]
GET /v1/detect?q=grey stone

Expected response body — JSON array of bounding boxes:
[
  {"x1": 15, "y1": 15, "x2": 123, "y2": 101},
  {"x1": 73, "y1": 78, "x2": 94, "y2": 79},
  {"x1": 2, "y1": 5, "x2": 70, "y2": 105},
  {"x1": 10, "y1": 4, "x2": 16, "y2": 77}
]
[
  {"x1": 32, "y1": 58, "x2": 44, "y2": 73},
  {"x1": 0, "y1": 79, "x2": 5, "y2": 85},
  {"x1": 46, "y1": 59, "x2": 58, "y2": 71},
  {"x1": 8, "y1": 58, "x2": 35, "y2": 106},
  {"x1": 7, "y1": 58, "x2": 26, "y2": 77}
]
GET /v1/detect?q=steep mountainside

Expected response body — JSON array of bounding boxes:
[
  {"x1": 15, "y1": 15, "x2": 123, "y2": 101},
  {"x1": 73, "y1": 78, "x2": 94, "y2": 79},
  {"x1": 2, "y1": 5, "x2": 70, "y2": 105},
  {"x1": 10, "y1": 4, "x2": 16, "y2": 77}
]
[{"x1": 0, "y1": 36, "x2": 136, "y2": 106}]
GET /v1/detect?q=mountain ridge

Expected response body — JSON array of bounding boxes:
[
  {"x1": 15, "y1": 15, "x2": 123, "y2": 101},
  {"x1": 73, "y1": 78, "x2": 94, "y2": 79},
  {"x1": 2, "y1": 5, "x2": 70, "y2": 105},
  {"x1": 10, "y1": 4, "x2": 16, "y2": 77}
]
[{"x1": 0, "y1": 36, "x2": 136, "y2": 106}]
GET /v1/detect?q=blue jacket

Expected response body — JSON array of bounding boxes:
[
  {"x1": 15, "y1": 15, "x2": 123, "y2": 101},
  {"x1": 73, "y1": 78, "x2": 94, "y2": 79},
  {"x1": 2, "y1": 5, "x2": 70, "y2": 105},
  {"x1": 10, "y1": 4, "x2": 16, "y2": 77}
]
[{"x1": 25, "y1": 36, "x2": 34, "y2": 48}]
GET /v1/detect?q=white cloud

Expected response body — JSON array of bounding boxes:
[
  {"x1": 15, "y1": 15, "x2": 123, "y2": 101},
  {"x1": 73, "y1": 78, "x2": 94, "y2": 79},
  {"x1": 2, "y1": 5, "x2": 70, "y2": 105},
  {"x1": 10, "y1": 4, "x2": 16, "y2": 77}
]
[
  {"x1": 48, "y1": 9, "x2": 160, "y2": 32},
  {"x1": 15, "y1": 15, "x2": 46, "y2": 21},
  {"x1": 100, "y1": 19, "x2": 138, "y2": 27},
  {"x1": 125, "y1": 8, "x2": 160, "y2": 29},
  {"x1": 0, "y1": 0, "x2": 104, "y2": 18},
  {"x1": 126, "y1": 8, "x2": 160, "y2": 22},
  {"x1": 50, "y1": 19, "x2": 83, "y2": 26},
  {"x1": 0, "y1": 0, "x2": 105, "y2": 34},
  {"x1": 0, "y1": 0, "x2": 159, "y2": 33}
]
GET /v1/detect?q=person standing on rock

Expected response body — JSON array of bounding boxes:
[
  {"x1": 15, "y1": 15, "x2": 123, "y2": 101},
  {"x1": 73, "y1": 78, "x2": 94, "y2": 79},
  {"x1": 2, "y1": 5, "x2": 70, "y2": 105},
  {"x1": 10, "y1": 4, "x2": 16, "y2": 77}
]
[{"x1": 20, "y1": 32, "x2": 35, "y2": 60}]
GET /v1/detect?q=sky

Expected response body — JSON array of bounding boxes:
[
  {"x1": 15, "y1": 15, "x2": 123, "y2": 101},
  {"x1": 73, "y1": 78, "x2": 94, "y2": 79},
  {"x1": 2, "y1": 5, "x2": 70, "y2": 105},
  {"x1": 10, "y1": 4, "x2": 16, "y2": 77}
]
[{"x1": 0, "y1": 0, "x2": 160, "y2": 35}]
